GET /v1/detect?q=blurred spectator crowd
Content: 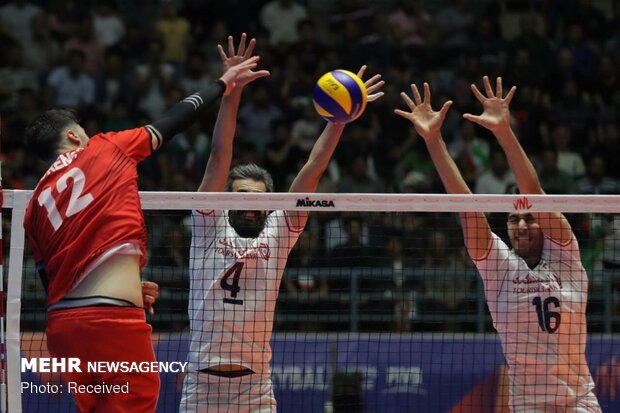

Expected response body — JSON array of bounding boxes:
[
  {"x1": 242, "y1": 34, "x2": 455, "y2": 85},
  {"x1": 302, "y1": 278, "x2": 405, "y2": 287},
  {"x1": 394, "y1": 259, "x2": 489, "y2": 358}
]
[{"x1": 3, "y1": 0, "x2": 620, "y2": 332}]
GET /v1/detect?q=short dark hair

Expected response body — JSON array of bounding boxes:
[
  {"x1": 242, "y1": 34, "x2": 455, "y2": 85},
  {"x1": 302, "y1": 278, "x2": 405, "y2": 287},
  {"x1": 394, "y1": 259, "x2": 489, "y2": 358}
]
[
  {"x1": 25, "y1": 109, "x2": 79, "y2": 162},
  {"x1": 226, "y1": 163, "x2": 274, "y2": 192}
]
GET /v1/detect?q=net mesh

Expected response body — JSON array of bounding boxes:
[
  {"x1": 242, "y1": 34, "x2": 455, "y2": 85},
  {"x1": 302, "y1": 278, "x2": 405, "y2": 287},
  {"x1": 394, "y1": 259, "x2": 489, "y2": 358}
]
[{"x1": 7, "y1": 191, "x2": 620, "y2": 412}]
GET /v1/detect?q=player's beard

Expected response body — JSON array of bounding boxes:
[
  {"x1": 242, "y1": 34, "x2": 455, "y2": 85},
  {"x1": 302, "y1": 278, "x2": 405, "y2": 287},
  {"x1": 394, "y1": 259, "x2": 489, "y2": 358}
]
[{"x1": 228, "y1": 210, "x2": 267, "y2": 238}]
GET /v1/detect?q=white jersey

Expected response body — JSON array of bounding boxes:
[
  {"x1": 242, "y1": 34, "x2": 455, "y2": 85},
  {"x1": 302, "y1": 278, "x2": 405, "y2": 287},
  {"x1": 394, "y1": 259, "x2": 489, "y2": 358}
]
[
  {"x1": 473, "y1": 233, "x2": 600, "y2": 411},
  {"x1": 188, "y1": 209, "x2": 303, "y2": 374}
]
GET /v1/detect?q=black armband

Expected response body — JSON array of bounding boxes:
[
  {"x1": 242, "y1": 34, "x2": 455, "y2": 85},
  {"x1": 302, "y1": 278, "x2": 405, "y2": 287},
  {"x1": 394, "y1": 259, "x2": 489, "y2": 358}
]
[{"x1": 148, "y1": 80, "x2": 226, "y2": 144}]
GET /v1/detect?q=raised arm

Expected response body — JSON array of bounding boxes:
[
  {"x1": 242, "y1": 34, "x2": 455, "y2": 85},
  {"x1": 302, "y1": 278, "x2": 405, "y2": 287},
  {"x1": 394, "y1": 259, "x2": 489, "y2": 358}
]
[
  {"x1": 463, "y1": 76, "x2": 572, "y2": 243},
  {"x1": 395, "y1": 83, "x2": 492, "y2": 260},
  {"x1": 198, "y1": 34, "x2": 270, "y2": 192},
  {"x1": 146, "y1": 46, "x2": 261, "y2": 153},
  {"x1": 286, "y1": 65, "x2": 385, "y2": 230}
]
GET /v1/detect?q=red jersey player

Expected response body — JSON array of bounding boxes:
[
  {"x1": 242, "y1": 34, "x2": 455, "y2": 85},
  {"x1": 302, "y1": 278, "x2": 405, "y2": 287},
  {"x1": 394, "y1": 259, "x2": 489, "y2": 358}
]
[{"x1": 23, "y1": 52, "x2": 267, "y2": 413}]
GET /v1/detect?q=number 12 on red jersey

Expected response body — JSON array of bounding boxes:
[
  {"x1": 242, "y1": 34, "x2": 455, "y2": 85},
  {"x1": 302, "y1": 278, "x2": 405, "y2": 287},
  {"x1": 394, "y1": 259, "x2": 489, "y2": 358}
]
[{"x1": 37, "y1": 167, "x2": 94, "y2": 230}]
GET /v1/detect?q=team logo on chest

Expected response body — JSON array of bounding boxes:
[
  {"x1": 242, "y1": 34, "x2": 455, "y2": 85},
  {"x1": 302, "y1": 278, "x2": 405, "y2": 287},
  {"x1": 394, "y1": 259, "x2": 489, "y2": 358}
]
[{"x1": 258, "y1": 243, "x2": 271, "y2": 261}]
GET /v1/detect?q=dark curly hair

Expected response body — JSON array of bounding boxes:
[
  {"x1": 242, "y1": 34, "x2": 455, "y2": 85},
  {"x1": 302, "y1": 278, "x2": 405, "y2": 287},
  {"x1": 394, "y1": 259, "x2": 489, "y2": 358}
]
[{"x1": 25, "y1": 109, "x2": 80, "y2": 162}]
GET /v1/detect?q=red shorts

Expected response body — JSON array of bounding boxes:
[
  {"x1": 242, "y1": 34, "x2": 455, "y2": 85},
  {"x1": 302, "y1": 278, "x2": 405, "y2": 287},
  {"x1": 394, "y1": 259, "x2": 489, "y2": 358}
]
[{"x1": 47, "y1": 307, "x2": 160, "y2": 413}]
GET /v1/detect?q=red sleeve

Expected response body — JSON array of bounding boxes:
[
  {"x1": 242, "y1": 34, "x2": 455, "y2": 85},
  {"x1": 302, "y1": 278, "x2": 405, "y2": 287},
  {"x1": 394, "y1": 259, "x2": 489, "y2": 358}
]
[{"x1": 98, "y1": 127, "x2": 153, "y2": 162}]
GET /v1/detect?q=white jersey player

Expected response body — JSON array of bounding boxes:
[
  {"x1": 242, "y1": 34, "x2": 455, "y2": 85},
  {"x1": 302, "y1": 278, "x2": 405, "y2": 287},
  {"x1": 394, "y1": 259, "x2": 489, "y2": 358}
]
[
  {"x1": 395, "y1": 76, "x2": 601, "y2": 412},
  {"x1": 476, "y1": 230, "x2": 599, "y2": 411},
  {"x1": 187, "y1": 208, "x2": 302, "y2": 373},
  {"x1": 180, "y1": 34, "x2": 384, "y2": 412}
]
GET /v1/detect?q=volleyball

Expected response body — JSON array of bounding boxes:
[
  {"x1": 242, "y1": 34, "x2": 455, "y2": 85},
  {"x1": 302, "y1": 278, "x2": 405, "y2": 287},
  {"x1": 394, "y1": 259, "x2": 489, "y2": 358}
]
[{"x1": 312, "y1": 70, "x2": 367, "y2": 123}]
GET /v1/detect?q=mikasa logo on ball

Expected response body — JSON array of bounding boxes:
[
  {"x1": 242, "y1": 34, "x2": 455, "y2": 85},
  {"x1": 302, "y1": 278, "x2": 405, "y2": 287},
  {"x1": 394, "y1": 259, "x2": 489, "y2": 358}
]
[{"x1": 296, "y1": 197, "x2": 335, "y2": 208}]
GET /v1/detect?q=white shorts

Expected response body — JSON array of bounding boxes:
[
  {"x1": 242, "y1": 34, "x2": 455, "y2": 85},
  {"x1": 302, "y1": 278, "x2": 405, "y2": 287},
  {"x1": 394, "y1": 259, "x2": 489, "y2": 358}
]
[
  {"x1": 180, "y1": 370, "x2": 276, "y2": 413},
  {"x1": 511, "y1": 395, "x2": 602, "y2": 413}
]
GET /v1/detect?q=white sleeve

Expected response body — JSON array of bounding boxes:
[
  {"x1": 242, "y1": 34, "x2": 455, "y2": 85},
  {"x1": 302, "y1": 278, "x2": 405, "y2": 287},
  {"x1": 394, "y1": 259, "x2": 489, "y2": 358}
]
[
  {"x1": 264, "y1": 210, "x2": 304, "y2": 253},
  {"x1": 543, "y1": 233, "x2": 587, "y2": 286},
  {"x1": 471, "y1": 233, "x2": 513, "y2": 304},
  {"x1": 191, "y1": 209, "x2": 226, "y2": 248}
]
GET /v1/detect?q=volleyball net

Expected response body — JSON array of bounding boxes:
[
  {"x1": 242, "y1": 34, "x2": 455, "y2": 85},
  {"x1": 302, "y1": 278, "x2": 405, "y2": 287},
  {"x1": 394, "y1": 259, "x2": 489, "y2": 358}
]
[{"x1": 4, "y1": 190, "x2": 620, "y2": 412}]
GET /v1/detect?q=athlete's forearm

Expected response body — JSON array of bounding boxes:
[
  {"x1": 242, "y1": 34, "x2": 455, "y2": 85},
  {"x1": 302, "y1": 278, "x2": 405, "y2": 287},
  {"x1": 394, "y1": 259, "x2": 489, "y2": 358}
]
[
  {"x1": 289, "y1": 122, "x2": 345, "y2": 193},
  {"x1": 148, "y1": 80, "x2": 226, "y2": 146},
  {"x1": 211, "y1": 89, "x2": 242, "y2": 156},
  {"x1": 425, "y1": 137, "x2": 472, "y2": 195},
  {"x1": 197, "y1": 90, "x2": 243, "y2": 192},
  {"x1": 494, "y1": 126, "x2": 543, "y2": 195},
  {"x1": 425, "y1": 136, "x2": 492, "y2": 258},
  {"x1": 304, "y1": 122, "x2": 344, "y2": 173}
]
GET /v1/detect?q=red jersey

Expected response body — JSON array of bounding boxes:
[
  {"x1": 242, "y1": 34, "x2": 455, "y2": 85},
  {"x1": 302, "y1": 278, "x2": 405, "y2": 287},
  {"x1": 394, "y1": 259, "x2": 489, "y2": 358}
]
[{"x1": 24, "y1": 127, "x2": 155, "y2": 306}]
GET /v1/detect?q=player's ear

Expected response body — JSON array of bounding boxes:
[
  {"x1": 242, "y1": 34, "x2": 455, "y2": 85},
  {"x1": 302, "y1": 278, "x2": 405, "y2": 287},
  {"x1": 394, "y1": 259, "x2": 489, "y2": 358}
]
[
  {"x1": 66, "y1": 129, "x2": 82, "y2": 146},
  {"x1": 67, "y1": 127, "x2": 90, "y2": 148}
]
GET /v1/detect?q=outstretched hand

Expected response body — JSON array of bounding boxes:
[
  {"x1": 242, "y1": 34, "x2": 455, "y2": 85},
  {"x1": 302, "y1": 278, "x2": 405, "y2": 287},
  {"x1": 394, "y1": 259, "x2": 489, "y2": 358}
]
[
  {"x1": 463, "y1": 76, "x2": 516, "y2": 134},
  {"x1": 218, "y1": 33, "x2": 270, "y2": 94},
  {"x1": 394, "y1": 82, "x2": 452, "y2": 141},
  {"x1": 357, "y1": 65, "x2": 385, "y2": 103}
]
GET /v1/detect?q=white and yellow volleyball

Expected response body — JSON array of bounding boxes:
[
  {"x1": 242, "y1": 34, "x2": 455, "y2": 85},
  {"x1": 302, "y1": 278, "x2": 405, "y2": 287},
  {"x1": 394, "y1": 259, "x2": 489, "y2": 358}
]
[{"x1": 312, "y1": 70, "x2": 367, "y2": 123}]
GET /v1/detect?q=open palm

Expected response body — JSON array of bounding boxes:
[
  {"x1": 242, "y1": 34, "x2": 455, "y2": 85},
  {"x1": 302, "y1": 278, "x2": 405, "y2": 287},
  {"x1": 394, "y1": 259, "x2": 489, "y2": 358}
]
[
  {"x1": 394, "y1": 83, "x2": 452, "y2": 141},
  {"x1": 463, "y1": 76, "x2": 516, "y2": 133},
  {"x1": 218, "y1": 33, "x2": 269, "y2": 89}
]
